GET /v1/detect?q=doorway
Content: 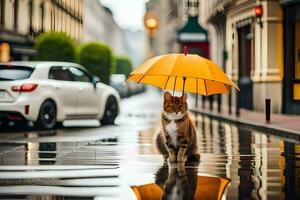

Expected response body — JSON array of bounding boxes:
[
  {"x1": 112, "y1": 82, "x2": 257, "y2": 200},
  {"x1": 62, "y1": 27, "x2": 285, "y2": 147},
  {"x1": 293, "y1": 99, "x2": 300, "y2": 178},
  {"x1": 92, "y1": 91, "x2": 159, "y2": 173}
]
[
  {"x1": 283, "y1": 3, "x2": 300, "y2": 114},
  {"x1": 237, "y1": 25, "x2": 253, "y2": 110}
]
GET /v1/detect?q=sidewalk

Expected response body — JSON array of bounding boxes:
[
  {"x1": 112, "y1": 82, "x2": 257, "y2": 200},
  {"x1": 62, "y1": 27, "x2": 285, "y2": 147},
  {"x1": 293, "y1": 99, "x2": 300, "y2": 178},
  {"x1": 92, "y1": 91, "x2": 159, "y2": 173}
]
[{"x1": 191, "y1": 107, "x2": 300, "y2": 140}]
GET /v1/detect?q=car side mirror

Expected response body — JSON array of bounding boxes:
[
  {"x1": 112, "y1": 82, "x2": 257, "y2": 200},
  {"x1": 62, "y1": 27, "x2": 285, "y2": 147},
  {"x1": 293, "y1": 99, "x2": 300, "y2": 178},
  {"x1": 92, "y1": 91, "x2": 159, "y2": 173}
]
[{"x1": 92, "y1": 76, "x2": 100, "y2": 87}]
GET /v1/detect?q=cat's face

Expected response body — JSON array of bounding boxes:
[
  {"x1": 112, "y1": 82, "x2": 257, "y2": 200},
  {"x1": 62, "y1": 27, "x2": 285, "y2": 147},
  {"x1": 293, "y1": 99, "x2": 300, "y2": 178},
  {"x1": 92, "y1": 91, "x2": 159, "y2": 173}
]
[{"x1": 163, "y1": 92, "x2": 188, "y2": 115}]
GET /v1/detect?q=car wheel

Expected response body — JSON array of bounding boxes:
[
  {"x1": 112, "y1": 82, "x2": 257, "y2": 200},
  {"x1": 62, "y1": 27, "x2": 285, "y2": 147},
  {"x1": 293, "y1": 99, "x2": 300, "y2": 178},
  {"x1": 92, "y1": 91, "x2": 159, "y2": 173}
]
[
  {"x1": 35, "y1": 100, "x2": 57, "y2": 129},
  {"x1": 100, "y1": 96, "x2": 118, "y2": 125}
]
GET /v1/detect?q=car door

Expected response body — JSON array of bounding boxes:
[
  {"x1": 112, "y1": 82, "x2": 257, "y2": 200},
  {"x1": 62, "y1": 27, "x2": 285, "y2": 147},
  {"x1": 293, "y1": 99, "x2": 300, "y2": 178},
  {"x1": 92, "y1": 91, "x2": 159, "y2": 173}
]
[
  {"x1": 68, "y1": 66, "x2": 98, "y2": 117},
  {"x1": 48, "y1": 66, "x2": 78, "y2": 118}
]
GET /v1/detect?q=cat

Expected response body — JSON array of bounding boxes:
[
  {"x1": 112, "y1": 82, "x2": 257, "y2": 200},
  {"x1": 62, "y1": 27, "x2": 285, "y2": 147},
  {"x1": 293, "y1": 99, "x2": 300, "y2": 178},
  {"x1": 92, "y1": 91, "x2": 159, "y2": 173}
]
[{"x1": 156, "y1": 91, "x2": 200, "y2": 163}]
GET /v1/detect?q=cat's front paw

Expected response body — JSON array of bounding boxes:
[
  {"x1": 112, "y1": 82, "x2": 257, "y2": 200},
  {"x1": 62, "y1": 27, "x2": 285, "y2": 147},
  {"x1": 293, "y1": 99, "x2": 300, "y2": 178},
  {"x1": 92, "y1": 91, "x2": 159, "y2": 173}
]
[
  {"x1": 167, "y1": 155, "x2": 176, "y2": 163},
  {"x1": 177, "y1": 156, "x2": 187, "y2": 163}
]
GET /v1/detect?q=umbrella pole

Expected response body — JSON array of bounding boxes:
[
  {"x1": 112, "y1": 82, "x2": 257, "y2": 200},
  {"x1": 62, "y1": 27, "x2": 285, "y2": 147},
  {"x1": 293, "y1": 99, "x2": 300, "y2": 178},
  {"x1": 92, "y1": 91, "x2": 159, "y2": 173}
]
[
  {"x1": 195, "y1": 78, "x2": 199, "y2": 126},
  {"x1": 196, "y1": 93, "x2": 198, "y2": 108},
  {"x1": 196, "y1": 78, "x2": 198, "y2": 108},
  {"x1": 182, "y1": 77, "x2": 186, "y2": 96},
  {"x1": 173, "y1": 77, "x2": 177, "y2": 96}
]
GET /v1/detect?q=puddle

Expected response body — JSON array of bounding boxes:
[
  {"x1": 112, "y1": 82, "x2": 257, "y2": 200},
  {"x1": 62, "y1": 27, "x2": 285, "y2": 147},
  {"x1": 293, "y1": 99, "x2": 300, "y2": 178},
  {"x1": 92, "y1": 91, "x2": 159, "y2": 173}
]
[{"x1": 0, "y1": 90, "x2": 299, "y2": 199}]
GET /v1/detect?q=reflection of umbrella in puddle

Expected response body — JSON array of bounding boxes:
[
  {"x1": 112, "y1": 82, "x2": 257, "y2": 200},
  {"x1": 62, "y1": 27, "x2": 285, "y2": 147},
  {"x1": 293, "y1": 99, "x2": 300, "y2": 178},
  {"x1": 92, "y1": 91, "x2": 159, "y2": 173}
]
[
  {"x1": 132, "y1": 183, "x2": 162, "y2": 200},
  {"x1": 195, "y1": 176, "x2": 231, "y2": 200},
  {"x1": 131, "y1": 175, "x2": 231, "y2": 200}
]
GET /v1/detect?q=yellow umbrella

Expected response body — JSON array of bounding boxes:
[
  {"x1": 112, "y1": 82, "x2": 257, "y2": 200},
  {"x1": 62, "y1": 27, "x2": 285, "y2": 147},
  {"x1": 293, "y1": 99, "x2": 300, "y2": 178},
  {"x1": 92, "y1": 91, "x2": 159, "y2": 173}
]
[{"x1": 128, "y1": 52, "x2": 239, "y2": 96}]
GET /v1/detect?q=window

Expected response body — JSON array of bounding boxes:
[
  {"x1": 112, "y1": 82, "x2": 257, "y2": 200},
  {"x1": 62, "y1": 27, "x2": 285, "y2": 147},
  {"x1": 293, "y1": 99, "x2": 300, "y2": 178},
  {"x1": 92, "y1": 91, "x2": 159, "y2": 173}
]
[
  {"x1": 40, "y1": 2, "x2": 44, "y2": 32},
  {"x1": 294, "y1": 20, "x2": 300, "y2": 100},
  {"x1": 14, "y1": 0, "x2": 19, "y2": 30},
  {"x1": 295, "y1": 21, "x2": 300, "y2": 79},
  {"x1": 69, "y1": 67, "x2": 91, "y2": 82},
  {"x1": 0, "y1": 65, "x2": 34, "y2": 81},
  {"x1": 29, "y1": 0, "x2": 33, "y2": 34},
  {"x1": 49, "y1": 66, "x2": 72, "y2": 81},
  {"x1": 0, "y1": 0, "x2": 5, "y2": 27}
]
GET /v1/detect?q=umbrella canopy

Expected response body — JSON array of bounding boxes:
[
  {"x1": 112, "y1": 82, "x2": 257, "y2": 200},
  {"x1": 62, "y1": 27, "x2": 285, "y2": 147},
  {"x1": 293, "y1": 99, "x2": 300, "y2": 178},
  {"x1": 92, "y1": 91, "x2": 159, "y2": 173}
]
[{"x1": 127, "y1": 53, "x2": 239, "y2": 95}]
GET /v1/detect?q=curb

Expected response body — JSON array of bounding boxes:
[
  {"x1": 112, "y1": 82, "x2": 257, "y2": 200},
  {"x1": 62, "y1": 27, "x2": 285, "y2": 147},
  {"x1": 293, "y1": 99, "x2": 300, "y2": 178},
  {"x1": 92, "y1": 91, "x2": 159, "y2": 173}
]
[{"x1": 191, "y1": 109, "x2": 300, "y2": 142}]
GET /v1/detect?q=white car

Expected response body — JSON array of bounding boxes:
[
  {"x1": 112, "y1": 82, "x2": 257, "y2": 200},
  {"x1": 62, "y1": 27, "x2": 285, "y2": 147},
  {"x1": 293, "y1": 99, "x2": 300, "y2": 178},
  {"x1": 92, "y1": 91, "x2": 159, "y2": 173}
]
[{"x1": 0, "y1": 61, "x2": 121, "y2": 129}]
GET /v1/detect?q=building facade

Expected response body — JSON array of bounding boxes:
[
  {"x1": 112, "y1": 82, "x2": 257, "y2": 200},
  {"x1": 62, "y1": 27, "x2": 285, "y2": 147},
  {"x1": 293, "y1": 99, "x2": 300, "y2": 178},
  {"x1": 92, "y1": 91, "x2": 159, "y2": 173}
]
[
  {"x1": 0, "y1": 0, "x2": 83, "y2": 61},
  {"x1": 225, "y1": 0, "x2": 282, "y2": 115},
  {"x1": 145, "y1": 0, "x2": 299, "y2": 115},
  {"x1": 145, "y1": 0, "x2": 186, "y2": 57},
  {"x1": 202, "y1": 0, "x2": 300, "y2": 115},
  {"x1": 83, "y1": 0, "x2": 126, "y2": 56}
]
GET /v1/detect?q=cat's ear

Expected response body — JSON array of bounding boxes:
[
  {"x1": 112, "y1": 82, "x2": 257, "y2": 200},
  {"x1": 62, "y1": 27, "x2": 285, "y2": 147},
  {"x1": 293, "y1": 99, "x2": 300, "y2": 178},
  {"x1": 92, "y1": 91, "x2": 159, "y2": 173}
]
[
  {"x1": 182, "y1": 93, "x2": 188, "y2": 102},
  {"x1": 164, "y1": 91, "x2": 172, "y2": 101}
]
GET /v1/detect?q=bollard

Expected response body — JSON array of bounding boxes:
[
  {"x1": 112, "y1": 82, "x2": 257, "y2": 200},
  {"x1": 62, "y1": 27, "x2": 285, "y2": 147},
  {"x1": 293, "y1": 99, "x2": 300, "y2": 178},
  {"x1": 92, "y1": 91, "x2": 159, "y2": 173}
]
[
  {"x1": 265, "y1": 98, "x2": 271, "y2": 123},
  {"x1": 236, "y1": 107, "x2": 240, "y2": 117},
  {"x1": 236, "y1": 92, "x2": 240, "y2": 117}
]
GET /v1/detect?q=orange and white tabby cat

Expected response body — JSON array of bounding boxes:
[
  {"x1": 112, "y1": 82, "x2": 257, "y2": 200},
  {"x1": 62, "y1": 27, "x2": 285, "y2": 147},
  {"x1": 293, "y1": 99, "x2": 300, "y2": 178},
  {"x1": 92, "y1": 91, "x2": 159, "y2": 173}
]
[{"x1": 156, "y1": 91, "x2": 200, "y2": 163}]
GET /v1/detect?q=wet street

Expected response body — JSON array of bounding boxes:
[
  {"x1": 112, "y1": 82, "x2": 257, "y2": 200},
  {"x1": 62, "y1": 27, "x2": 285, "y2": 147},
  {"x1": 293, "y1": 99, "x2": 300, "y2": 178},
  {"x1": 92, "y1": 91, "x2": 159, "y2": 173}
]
[{"x1": 0, "y1": 88, "x2": 299, "y2": 200}]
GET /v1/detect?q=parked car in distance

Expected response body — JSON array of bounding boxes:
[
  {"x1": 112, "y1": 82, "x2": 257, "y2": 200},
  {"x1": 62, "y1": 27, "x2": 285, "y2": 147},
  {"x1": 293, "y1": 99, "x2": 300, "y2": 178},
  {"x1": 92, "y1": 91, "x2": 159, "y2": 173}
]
[
  {"x1": 0, "y1": 61, "x2": 121, "y2": 129},
  {"x1": 127, "y1": 81, "x2": 140, "y2": 96},
  {"x1": 110, "y1": 74, "x2": 129, "y2": 98}
]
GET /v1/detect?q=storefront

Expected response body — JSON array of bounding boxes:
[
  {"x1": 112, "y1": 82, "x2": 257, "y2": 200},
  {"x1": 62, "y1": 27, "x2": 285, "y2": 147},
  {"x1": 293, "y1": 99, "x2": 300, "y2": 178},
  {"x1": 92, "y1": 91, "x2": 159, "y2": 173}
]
[
  {"x1": 225, "y1": 0, "x2": 283, "y2": 115},
  {"x1": 282, "y1": 1, "x2": 300, "y2": 114},
  {"x1": 0, "y1": 30, "x2": 36, "y2": 62}
]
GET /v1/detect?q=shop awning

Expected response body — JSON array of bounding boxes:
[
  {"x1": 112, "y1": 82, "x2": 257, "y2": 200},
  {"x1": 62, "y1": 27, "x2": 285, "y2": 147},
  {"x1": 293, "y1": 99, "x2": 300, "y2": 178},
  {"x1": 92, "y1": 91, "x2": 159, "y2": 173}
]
[{"x1": 177, "y1": 16, "x2": 208, "y2": 42}]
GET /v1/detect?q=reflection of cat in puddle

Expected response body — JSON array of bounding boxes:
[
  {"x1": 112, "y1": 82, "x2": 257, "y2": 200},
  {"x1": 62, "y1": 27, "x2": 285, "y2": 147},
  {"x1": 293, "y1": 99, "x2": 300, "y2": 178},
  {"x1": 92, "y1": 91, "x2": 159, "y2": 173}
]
[{"x1": 155, "y1": 163, "x2": 198, "y2": 200}]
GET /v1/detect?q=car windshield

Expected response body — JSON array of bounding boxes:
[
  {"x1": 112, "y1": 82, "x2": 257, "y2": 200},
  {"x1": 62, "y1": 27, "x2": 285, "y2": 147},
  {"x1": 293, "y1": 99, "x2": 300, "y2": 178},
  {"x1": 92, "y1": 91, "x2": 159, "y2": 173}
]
[{"x1": 0, "y1": 65, "x2": 34, "y2": 81}]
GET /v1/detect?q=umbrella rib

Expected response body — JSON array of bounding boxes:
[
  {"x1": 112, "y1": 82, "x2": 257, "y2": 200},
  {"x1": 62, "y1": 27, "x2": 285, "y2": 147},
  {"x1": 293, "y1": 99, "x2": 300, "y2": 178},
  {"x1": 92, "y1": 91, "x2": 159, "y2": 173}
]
[
  {"x1": 204, "y1": 80, "x2": 208, "y2": 95},
  {"x1": 133, "y1": 54, "x2": 169, "y2": 83},
  {"x1": 173, "y1": 76, "x2": 177, "y2": 95},
  {"x1": 137, "y1": 74, "x2": 145, "y2": 83},
  {"x1": 164, "y1": 76, "x2": 170, "y2": 90},
  {"x1": 224, "y1": 84, "x2": 230, "y2": 93},
  {"x1": 127, "y1": 74, "x2": 133, "y2": 79},
  {"x1": 169, "y1": 54, "x2": 180, "y2": 79}
]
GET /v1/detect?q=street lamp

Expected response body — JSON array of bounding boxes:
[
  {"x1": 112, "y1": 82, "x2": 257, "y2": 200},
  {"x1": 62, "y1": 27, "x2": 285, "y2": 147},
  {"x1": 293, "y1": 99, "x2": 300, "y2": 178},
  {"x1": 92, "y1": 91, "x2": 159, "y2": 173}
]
[
  {"x1": 254, "y1": 5, "x2": 263, "y2": 17},
  {"x1": 254, "y1": 4, "x2": 263, "y2": 28},
  {"x1": 144, "y1": 12, "x2": 159, "y2": 58},
  {"x1": 144, "y1": 12, "x2": 159, "y2": 37}
]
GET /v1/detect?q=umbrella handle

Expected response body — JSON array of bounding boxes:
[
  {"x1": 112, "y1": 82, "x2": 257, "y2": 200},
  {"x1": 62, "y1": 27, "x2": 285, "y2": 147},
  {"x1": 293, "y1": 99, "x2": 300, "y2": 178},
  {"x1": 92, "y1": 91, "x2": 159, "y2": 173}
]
[{"x1": 182, "y1": 77, "x2": 186, "y2": 96}]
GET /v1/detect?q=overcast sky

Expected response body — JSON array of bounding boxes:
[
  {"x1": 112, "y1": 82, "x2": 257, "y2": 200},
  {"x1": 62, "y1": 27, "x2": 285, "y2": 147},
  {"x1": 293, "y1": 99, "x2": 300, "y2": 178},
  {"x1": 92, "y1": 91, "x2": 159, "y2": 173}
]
[{"x1": 100, "y1": 0, "x2": 149, "y2": 31}]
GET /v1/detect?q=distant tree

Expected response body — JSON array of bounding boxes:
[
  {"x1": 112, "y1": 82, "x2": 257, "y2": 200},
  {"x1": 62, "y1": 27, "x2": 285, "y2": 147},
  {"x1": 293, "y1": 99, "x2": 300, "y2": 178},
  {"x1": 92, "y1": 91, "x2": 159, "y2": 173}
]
[
  {"x1": 114, "y1": 56, "x2": 133, "y2": 78},
  {"x1": 35, "y1": 32, "x2": 76, "y2": 62},
  {"x1": 78, "y1": 42, "x2": 113, "y2": 84}
]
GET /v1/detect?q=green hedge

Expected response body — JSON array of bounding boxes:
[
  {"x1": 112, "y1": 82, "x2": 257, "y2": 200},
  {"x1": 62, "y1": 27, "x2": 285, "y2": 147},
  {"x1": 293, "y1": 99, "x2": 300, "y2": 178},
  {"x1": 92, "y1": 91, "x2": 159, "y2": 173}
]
[
  {"x1": 114, "y1": 56, "x2": 133, "y2": 78},
  {"x1": 35, "y1": 32, "x2": 76, "y2": 62},
  {"x1": 78, "y1": 42, "x2": 113, "y2": 84}
]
